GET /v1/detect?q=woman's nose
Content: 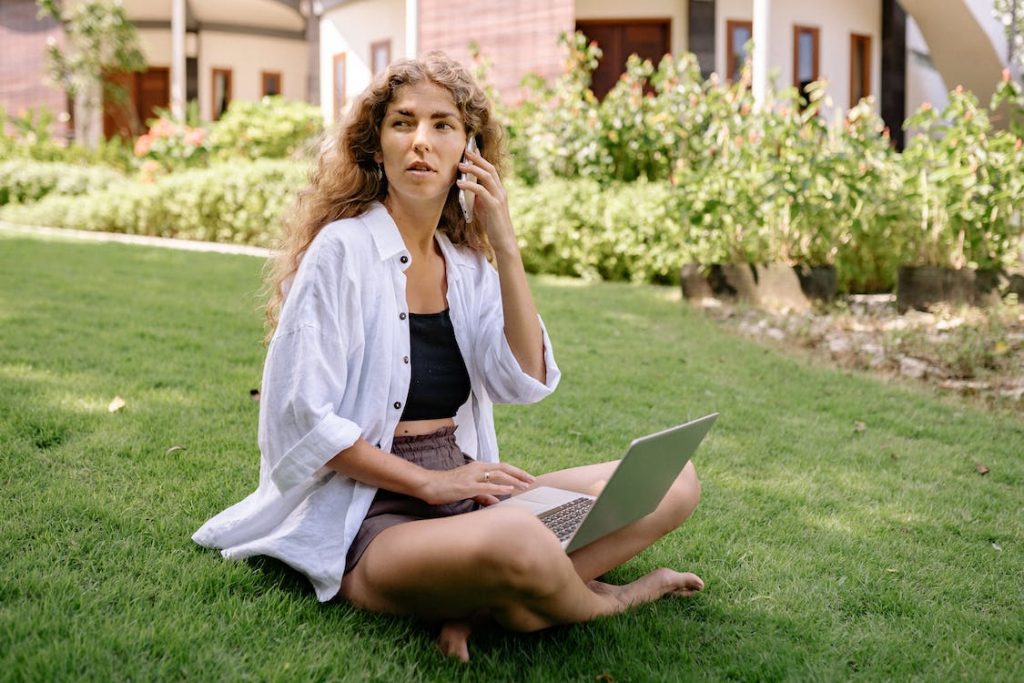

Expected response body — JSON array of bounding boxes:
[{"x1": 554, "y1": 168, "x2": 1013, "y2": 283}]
[{"x1": 413, "y1": 123, "x2": 431, "y2": 151}]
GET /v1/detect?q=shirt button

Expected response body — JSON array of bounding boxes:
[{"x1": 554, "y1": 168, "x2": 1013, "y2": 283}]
[
  {"x1": 403, "y1": 356, "x2": 409, "y2": 364},
  {"x1": 400, "y1": 255, "x2": 409, "y2": 264},
  {"x1": 393, "y1": 401, "x2": 402, "y2": 410},
  {"x1": 399, "y1": 312, "x2": 407, "y2": 320}
]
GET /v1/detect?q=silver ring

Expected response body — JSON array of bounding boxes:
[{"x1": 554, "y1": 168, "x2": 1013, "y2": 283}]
[{"x1": 483, "y1": 471, "x2": 491, "y2": 483}]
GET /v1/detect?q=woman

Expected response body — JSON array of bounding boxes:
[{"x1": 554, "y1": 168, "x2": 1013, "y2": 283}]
[{"x1": 193, "y1": 52, "x2": 703, "y2": 662}]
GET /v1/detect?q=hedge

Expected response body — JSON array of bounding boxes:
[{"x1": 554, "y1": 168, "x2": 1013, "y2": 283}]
[
  {"x1": 1, "y1": 160, "x2": 307, "y2": 246},
  {"x1": 0, "y1": 160, "x2": 126, "y2": 206},
  {"x1": 508, "y1": 178, "x2": 689, "y2": 284},
  {"x1": 1, "y1": 161, "x2": 695, "y2": 285}
]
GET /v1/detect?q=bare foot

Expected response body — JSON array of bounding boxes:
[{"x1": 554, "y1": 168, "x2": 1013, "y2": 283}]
[
  {"x1": 436, "y1": 619, "x2": 472, "y2": 662},
  {"x1": 589, "y1": 568, "x2": 704, "y2": 611}
]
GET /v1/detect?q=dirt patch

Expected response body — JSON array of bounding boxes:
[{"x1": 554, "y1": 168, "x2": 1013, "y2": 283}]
[{"x1": 696, "y1": 294, "x2": 1024, "y2": 409}]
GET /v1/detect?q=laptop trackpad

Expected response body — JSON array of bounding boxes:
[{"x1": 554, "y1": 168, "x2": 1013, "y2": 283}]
[{"x1": 492, "y1": 486, "x2": 591, "y2": 515}]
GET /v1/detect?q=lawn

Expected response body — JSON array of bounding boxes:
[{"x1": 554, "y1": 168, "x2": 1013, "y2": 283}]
[{"x1": 1, "y1": 233, "x2": 1022, "y2": 681}]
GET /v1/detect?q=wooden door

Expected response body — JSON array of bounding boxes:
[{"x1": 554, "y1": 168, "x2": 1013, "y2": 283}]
[
  {"x1": 575, "y1": 20, "x2": 671, "y2": 99},
  {"x1": 103, "y1": 67, "x2": 170, "y2": 138},
  {"x1": 137, "y1": 67, "x2": 169, "y2": 127}
]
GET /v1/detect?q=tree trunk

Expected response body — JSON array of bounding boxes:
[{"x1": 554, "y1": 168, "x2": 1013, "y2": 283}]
[{"x1": 73, "y1": 78, "x2": 103, "y2": 148}]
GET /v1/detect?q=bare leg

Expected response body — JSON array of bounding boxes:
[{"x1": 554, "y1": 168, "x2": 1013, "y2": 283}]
[
  {"x1": 435, "y1": 460, "x2": 702, "y2": 658},
  {"x1": 557, "y1": 460, "x2": 701, "y2": 581},
  {"x1": 340, "y1": 506, "x2": 703, "y2": 657}
]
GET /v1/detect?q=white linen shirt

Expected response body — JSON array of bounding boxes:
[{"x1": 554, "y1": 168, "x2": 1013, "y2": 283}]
[{"x1": 192, "y1": 201, "x2": 560, "y2": 602}]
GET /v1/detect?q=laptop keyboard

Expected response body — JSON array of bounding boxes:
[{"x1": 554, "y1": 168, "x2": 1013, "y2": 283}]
[{"x1": 538, "y1": 497, "x2": 595, "y2": 542}]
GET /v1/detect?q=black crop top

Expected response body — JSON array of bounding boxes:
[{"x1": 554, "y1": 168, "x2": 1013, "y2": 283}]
[{"x1": 399, "y1": 309, "x2": 471, "y2": 421}]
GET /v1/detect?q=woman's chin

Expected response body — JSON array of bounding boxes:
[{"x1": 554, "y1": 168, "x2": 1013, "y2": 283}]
[{"x1": 390, "y1": 183, "x2": 453, "y2": 205}]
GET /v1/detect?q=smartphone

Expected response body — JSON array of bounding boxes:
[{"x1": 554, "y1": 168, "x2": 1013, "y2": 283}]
[{"x1": 458, "y1": 136, "x2": 479, "y2": 223}]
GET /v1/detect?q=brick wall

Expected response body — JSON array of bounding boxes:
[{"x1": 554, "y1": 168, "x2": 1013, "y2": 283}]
[
  {"x1": 0, "y1": 0, "x2": 69, "y2": 138},
  {"x1": 418, "y1": 0, "x2": 574, "y2": 105}
]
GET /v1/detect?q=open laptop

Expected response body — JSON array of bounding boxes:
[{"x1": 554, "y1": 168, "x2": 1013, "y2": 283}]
[{"x1": 493, "y1": 413, "x2": 718, "y2": 553}]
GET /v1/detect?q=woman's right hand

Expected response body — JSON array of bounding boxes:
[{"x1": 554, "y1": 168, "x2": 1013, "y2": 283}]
[{"x1": 417, "y1": 461, "x2": 535, "y2": 506}]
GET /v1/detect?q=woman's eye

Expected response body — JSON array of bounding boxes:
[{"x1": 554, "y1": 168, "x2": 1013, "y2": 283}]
[{"x1": 437, "y1": 122, "x2": 453, "y2": 129}]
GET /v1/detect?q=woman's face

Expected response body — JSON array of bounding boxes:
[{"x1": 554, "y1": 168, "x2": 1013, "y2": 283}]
[{"x1": 375, "y1": 81, "x2": 468, "y2": 206}]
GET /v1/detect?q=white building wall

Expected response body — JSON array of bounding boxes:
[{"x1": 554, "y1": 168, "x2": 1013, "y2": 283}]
[
  {"x1": 716, "y1": 0, "x2": 881, "y2": 114},
  {"x1": 136, "y1": 28, "x2": 172, "y2": 66},
  {"x1": 321, "y1": 0, "x2": 406, "y2": 124},
  {"x1": 197, "y1": 32, "x2": 308, "y2": 121},
  {"x1": 574, "y1": 0, "x2": 688, "y2": 58},
  {"x1": 905, "y1": 16, "x2": 950, "y2": 117}
]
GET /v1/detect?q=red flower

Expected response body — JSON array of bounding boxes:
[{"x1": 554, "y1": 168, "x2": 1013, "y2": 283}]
[
  {"x1": 134, "y1": 134, "x2": 153, "y2": 156},
  {"x1": 150, "y1": 118, "x2": 177, "y2": 138},
  {"x1": 184, "y1": 128, "x2": 206, "y2": 147}
]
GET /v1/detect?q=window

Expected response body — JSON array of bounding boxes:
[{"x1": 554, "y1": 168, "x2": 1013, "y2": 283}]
[
  {"x1": 849, "y1": 33, "x2": 871, "y2": 107},
  {"x1": 370, "y1": 40, "x2": 391, "y2": 77},
  {"x1": 333, "y1": 52, "x2": 346, "y2": 120},
  {"x1": 793, "y1": 25, "x2": 820, "y2": 107},
  {"x1": 726, "y1": 20, "x2": 753, "y2": 83},
  {"x1": 262, "y1": 71, "x2": 282, "y2": 97},
  {"x1": 212, "y1": 68, "x2": 232, "y2": 120}
]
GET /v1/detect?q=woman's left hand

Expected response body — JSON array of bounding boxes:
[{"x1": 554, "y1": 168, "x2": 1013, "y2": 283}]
[{"x1": 456, "y1": 150, "x2": 517, "y2": 254}]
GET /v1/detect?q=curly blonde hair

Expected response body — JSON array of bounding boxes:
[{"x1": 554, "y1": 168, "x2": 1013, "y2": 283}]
[{"x1": 263, "y1": 51, "x2": 507, "y2": 337}]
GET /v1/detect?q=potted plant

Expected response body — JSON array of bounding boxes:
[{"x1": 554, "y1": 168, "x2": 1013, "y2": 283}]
[{"x1": 896, "y1": 79, "x2": 1024, "y2": 312}]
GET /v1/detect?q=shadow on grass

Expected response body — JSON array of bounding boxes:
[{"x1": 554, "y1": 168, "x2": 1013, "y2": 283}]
[{"x1": 246, "y1": 556, "x2": 316, "y2": 600}]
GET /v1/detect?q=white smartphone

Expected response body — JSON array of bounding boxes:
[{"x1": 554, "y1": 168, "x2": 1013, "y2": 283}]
[{"x1": 458, "y1": 136, "x2": 479, "y2": 223}]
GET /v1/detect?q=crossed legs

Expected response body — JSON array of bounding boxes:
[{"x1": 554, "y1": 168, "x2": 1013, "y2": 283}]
[{"x1": 339, "y1": 460, "x2": 702, "y2": 661}]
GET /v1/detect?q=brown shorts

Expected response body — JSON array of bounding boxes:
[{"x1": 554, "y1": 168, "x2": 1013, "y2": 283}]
[{"x1": 343, "y1": 426, "x2": 483, "y2": 575}]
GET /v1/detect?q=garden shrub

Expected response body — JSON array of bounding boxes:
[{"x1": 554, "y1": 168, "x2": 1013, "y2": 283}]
[
  {"x1": 133, "y1": 114, "x2": 209, "y2": 175},
  {"x1": 499, "y1": 32, "x2": 1024, "y2": 292},
  {"x1": 898, "y1": 77, "x2": 1024, "y2": 272},
  {"x1": 508, "y1": 177, "x2": 690, "y2": 284},
  {"x1": 1, "y1": 106, "x2": 135, "y2": 171},
  {"x1": 0, "y1": 159, "x2": 307, "y2": 246},
  {"x1": 0, "y1": 160, "x2": 126, "y2": 206},
  {"x1": 207, "y1": 96, "x2": 323, "y2": 161}
]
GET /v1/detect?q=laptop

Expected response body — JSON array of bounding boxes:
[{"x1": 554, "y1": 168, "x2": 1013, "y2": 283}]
[{"x1": 492, "y1": 413, "x2": 718, "y2": 553}]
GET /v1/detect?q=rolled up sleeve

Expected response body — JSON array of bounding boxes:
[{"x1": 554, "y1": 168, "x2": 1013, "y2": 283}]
[
  {"x1": 260, "y1": 325, "x2": 364, "y2": 492},
  {"x1": 473, "y1": 266, "x2": 560, "y2": 404}
]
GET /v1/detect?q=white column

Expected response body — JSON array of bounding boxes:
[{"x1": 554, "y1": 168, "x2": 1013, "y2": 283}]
[
  {"x1": 1011, "y1": 0, "x2": 1021, "y2": 83},
  {"x1": 171, "y1": 0, "x2": 186, "y2": 120},
  {"x1": 405, "y1": 0, "x2": 418, "y2": 58},
  {"x1": 753, "y1": 0, "x2": 771, "y2": 107}
]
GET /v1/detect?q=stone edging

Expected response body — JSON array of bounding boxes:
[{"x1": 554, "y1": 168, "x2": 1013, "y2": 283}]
[{"x1": 0, "y1": 221, "x2": 274, "y2": 258}]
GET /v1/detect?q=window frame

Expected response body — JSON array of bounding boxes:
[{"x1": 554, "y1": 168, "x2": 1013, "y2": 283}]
[
  {"x1": 370, "y1": 39, "x2": 392, "y2": 77},
  {"x1": 333, "y1": 52, "x2": 347, "y2": 120},
  {"x1": 726, "y1": 19, "x2": 753, "y2": 84},
  {"x1": 261, "y1": 70, "x2": 283, "y2": 98},
  {"x1": 849, "y1": 33, "x2": 872, "y2": 107},
  {"x1": 211, "y1": 67, "x2": 233, "y2": 121},
  {"x1": 792, "y1": 24, "x2": 821, "y2": 88}
]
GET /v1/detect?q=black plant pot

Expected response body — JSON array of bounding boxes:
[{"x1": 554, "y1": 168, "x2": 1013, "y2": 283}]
[
  {"x1": 794, "y1": 264, "x2": 837, "y2": 302},
  {"x1": 896, "y1": 266, "x2": 1001, "y2": 313},
  {"x1": 680, "y1": 262, "x2": 839, "y2": 311},
  {"x1": 680, "y1": 262, "x2": 835, "y2": 311}
]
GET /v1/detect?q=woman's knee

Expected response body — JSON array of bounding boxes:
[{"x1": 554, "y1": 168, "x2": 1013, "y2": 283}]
[
  {"x1": 654, "y1": 461, "x2": 701, "y2": 535},
  {"x1": 473, "y1": 508, "x2": 569, "y2": 596}
]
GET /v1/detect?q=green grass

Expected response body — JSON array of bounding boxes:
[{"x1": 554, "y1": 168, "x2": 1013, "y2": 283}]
[{"x1": 1, "y1": 233, "x2": 1022, "y2": 682}]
